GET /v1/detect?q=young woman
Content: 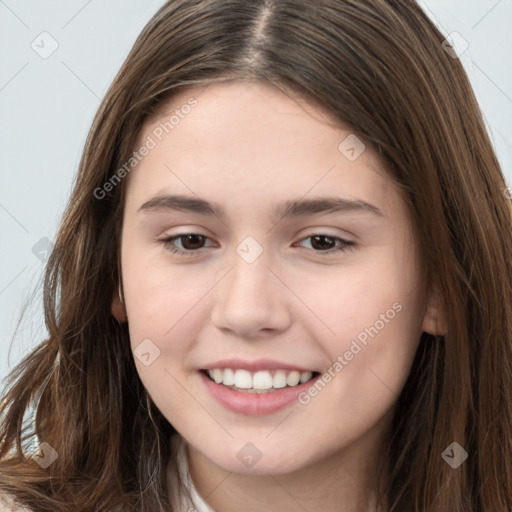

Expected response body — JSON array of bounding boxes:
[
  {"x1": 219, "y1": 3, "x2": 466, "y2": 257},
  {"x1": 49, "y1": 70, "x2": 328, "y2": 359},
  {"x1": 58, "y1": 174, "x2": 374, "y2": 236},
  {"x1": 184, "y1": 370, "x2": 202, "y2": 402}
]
[{"x1": 1, "y1": 1, "x2": 511, "y2": 511}]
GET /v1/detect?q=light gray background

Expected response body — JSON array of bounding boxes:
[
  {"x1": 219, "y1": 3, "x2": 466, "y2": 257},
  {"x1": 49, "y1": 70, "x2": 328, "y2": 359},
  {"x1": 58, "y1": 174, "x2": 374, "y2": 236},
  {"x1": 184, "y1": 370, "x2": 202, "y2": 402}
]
[{"x1": 1, "y1": 0, "x2": 511, "y2": 385}]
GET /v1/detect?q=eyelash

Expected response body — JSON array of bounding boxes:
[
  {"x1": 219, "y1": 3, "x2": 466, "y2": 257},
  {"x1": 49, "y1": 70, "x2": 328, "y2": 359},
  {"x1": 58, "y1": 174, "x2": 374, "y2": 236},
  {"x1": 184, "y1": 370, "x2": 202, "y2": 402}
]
[{"x1": 159, "y1": 233, "x2": 355, "y2": 257}]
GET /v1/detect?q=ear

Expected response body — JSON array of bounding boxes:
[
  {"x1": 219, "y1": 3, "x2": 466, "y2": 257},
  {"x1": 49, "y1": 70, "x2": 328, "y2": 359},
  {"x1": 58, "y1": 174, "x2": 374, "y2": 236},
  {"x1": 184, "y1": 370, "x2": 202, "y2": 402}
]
[
  {"x1": 421, "y1": 283, "x2": 447, "y2": 336},
  {"x1": 111, "y1": 285, "x2": 127, "y2": 323}
]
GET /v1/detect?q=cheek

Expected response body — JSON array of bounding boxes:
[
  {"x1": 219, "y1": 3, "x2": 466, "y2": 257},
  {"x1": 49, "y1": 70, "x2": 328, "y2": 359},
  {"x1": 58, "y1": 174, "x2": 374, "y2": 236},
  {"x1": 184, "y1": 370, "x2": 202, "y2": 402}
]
[
  {"x1": 292, "y1": 255, "x2": 423, "y2": 395},
  {"x1": 123, "y1": 261, "x2": 226, "y2": 423},
  {"x1": 124, "y1": 251, "x2": 217, "y2": 344},
  {"x1": 290, "y1": 253, "x2": 419, "y2": 343},
  {"x1": 124, "y1": 264, "x2": 211, "y2": 430},
  {"x1": 291, "y1": 291, "x2": 421, "y2": 460}
]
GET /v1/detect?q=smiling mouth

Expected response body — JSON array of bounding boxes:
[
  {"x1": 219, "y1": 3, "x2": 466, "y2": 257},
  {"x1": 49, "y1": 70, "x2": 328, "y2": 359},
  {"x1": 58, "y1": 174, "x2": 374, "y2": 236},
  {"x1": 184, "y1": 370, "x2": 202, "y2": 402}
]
[{"x1": 202, "y1": 368, "x2": 320, "y2": 393}]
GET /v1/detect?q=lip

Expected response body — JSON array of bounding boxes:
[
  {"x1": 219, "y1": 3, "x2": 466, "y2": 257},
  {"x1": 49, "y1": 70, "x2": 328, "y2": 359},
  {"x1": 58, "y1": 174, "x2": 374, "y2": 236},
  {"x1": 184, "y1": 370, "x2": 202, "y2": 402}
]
[
  {"x1": 199, "y1": 369, "x2": 321, "y2": 416},
  {"x1": 201, "y1": 357, "x2": 316, "y2": 373}
]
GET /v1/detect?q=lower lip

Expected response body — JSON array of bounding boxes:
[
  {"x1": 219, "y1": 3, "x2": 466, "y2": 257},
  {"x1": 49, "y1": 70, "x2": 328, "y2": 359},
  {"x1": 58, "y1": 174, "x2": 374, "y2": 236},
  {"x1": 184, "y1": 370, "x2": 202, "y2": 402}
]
[{"x1": 199, "y1": 370, "x2": 320, "y2": 416}]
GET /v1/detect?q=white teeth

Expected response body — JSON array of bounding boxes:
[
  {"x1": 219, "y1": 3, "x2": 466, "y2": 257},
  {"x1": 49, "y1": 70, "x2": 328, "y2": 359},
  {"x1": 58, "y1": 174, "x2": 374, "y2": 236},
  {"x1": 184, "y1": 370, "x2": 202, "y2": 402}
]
[
  {"x1": 253, "y1": 370, "x2": 273, "y2": 390},
  {"x1": 223, "y1": 368, "x2": 235, "y2": 386},
  {"x1": 233, "y1": 369, "x2": 252, "y2": 389},
  {"x1": 206, "y1": 368, "x2": 315, "y2": 390},
  {"x1": 211, "y1": 368, "x2": 223, "y2": 384},
  {"x1": 273, "y1": 369, "x2": 287, "y2": 389},
  {"x1": 300, "y1": 371, "x2": 313, "y2": 383},
  {"x1": 286, "y1": 371, "x2": 301, "y2": 386}
]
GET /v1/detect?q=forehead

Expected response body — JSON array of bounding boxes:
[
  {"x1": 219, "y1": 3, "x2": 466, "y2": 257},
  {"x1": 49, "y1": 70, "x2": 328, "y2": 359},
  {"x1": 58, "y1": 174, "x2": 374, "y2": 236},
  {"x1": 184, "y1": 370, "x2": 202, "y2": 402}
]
[{"x1": 125, "y1": 80, "x2": 401, "y2": 220}]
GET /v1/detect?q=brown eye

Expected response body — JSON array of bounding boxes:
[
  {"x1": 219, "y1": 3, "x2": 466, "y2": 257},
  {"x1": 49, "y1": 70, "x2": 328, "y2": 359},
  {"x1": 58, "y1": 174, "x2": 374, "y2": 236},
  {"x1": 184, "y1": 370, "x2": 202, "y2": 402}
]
[
  {"x1": 176, "y1": 234, "x2": 207, "y2": 250},
  {"x1": 297, "y1": 234, "x2": 355, "y2": 255},
  {"x1": 160, "y1": 233, "x2": 215, "y2": 255},
  {"x1": 309, "y1": 235, "x2": 337, "y2": 250}
]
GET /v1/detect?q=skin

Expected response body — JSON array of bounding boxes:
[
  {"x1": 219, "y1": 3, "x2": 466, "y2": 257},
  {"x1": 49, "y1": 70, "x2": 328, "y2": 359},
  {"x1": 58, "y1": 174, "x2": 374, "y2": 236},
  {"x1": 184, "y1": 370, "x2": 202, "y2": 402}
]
[{"x1": 113, "y1": 79, "x2": 446, "y2": 512}]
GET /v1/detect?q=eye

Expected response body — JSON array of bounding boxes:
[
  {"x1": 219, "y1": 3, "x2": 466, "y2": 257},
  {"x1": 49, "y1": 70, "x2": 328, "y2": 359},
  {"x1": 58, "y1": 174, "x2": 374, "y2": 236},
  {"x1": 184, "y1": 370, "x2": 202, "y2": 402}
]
[
  {"x1": 159, "y1": 233, "x2": 216, "y2": 256},
  {"x1": 295, "y1": 234, "x2": 355, "y2": 255},
  {"x1": 158, "y1": 233, "x2": 355, "y2": 257}
]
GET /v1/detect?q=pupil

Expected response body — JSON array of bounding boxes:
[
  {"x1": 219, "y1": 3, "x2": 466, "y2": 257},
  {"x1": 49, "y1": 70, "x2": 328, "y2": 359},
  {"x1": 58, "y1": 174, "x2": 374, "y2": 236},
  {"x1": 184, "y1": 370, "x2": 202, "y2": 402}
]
[
  {"x1": 311, "y1": 235, "x2": 334, "y2": 250},
  {"x1": 182, "y1": 234, "x2": 204, "y2": 250}
]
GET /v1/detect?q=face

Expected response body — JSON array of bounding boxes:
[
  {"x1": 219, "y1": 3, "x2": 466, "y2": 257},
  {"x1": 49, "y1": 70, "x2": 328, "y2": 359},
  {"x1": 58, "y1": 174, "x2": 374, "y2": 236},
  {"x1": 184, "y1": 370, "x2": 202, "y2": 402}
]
[{"x1": 117, "y1": 79, "x2": 437, "y2": 477}]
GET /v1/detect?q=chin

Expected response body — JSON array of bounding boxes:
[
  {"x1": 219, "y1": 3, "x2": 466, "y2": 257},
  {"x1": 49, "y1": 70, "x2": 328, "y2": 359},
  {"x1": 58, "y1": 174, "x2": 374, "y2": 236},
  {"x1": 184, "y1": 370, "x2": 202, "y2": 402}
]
[{"x1": 203, "y1": 438, "x2": 314, "y2": 476}]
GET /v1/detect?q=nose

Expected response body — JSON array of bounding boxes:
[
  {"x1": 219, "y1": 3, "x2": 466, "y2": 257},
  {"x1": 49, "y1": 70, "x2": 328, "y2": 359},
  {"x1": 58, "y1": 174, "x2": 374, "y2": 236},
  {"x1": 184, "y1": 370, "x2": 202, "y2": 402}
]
[{"x1": 210, "y1": 251, "x2": 292, "y2": 339}]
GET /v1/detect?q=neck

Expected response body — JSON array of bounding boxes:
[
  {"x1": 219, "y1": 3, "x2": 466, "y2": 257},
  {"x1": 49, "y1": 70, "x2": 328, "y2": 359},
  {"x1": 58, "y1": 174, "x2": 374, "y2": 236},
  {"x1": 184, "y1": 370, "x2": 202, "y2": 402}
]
[{"x1": 185, "y1": 423, "x2": 391, "y2": 512}]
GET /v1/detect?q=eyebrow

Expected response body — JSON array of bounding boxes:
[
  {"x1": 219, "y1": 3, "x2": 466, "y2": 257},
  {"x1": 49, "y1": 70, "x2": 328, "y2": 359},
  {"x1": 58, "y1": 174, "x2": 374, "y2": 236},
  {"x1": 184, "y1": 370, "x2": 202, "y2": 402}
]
[{"x1": 137, "y1": 194, "x2": 385, "y2": 220}]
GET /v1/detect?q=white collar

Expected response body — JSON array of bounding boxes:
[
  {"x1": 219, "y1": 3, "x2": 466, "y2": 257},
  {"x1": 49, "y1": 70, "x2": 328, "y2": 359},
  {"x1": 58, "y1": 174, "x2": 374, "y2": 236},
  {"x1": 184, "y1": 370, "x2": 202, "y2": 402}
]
[{"x1": 168, "y1": 434, "x2": 217, "y2": 512}]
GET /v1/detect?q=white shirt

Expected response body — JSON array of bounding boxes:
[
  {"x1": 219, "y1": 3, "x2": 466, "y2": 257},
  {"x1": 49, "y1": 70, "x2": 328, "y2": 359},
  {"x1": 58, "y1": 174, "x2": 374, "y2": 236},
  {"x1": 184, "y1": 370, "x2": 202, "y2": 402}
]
[{"x1": 168, "y1": 434, "x2": 217, "y2": 512}]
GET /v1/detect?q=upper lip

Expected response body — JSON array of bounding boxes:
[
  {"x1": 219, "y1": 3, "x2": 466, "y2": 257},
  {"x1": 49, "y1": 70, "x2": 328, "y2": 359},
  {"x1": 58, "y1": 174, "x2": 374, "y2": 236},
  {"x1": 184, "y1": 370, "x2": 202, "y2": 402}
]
[{"x1": 201, "y1": 358, "x2": 316, "y2": 373}]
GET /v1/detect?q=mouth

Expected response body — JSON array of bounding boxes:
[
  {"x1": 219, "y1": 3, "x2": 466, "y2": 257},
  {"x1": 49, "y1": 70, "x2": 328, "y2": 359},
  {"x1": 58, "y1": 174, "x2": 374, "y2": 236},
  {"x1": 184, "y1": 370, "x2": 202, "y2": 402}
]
[
  {"x1": 199, "y1": 358, "x2": 322, "y2": 415},
  {"x1": 201, "y1": 368, "x2": 321, "y2": 393}
]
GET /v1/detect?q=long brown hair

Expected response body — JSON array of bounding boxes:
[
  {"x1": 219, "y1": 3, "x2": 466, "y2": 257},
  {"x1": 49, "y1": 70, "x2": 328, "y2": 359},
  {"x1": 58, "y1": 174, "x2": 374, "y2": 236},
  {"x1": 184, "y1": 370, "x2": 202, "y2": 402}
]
[{"x1": 1, "y1": 1, "x2": 511, "y2": 510}]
